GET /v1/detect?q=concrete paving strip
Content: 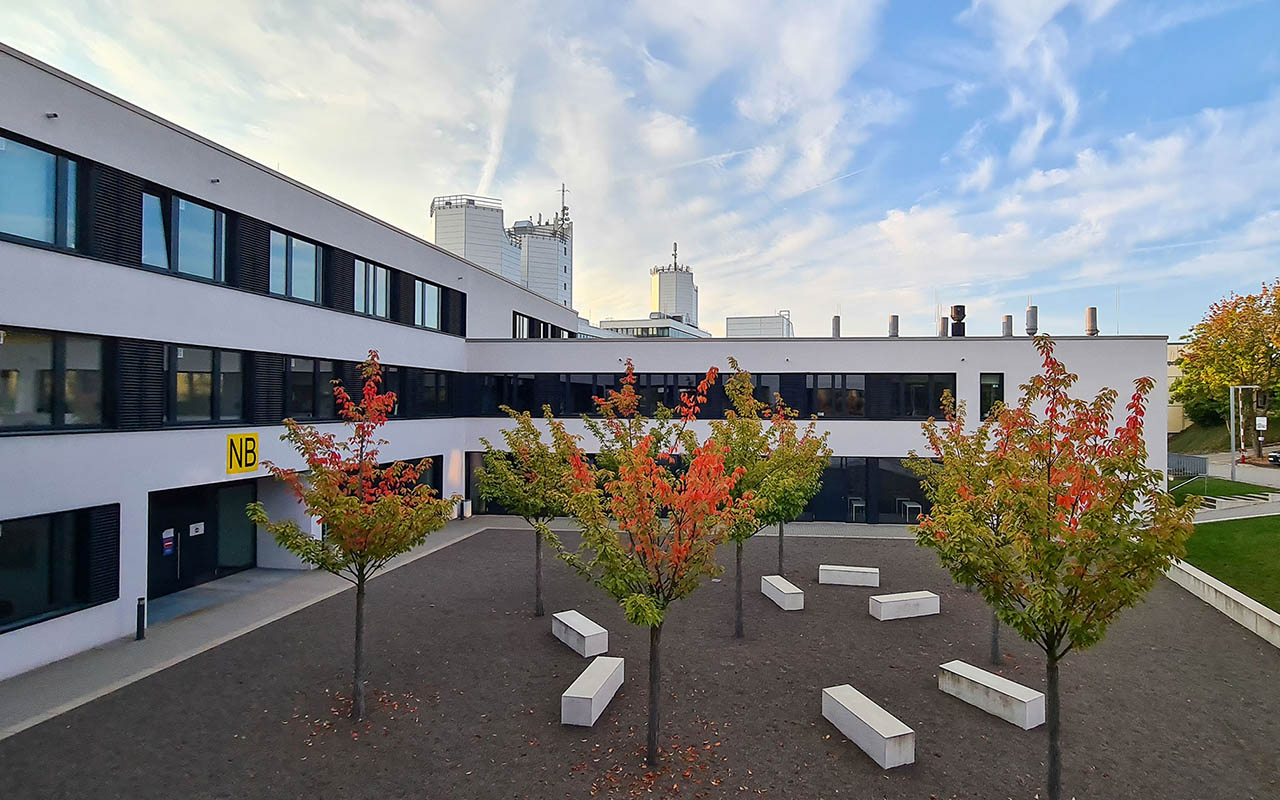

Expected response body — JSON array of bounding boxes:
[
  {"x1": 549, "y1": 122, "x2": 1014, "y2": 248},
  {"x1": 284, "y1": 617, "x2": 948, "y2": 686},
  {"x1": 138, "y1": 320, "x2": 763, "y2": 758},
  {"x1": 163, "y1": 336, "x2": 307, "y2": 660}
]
[
  {"x1": 0, "y1": 517, "x2": 570, "y2": 742},
  {"x1": 1193, "y1": 504, "x2": 1280, "y2": 525}
]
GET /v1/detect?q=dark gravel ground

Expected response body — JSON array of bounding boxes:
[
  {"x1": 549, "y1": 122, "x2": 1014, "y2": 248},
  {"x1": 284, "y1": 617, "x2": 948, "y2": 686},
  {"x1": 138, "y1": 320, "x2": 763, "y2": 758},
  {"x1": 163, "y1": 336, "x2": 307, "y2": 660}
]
[{"x1": 3, "y1": 528, "x2": 1278, "y2": 799}]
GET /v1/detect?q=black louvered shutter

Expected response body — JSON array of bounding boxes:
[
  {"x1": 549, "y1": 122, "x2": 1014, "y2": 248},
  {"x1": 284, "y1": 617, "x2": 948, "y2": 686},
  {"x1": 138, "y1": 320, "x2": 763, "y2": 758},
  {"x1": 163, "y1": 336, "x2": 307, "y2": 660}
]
[
  {"x1": 229, "y1": 215, "x2": 271, "y2": 293},
  {"x1": 248, "y1": 352, "x2": 285, "y2": 424},
  {"x1": 326, "y1": 249, "x2": 355, "y2": 311},
  {"x1": 533, "y1": 374, "x2": 563, "y2": 415},
  {"x1": 442, "y1": 287, "x2": 467, "y2": 336},
  {"x1": 865, "y1": 375, "x2": 897, "y2": 419},
  {"x1": 86, "y1": 504, "x2": 121, "y2": 604},
  {"x1": 114, "y1": 340, "x2": 166, "y2": 429},
  {"x1": 779, "y1": 374, "x2": 808, "y2": 417},
  {"x1": 391, "y1": 272, "x2": 415, "y2": 324},
  {"x1": 83, "y1": 163, "x2": 143, "y2": 264}
]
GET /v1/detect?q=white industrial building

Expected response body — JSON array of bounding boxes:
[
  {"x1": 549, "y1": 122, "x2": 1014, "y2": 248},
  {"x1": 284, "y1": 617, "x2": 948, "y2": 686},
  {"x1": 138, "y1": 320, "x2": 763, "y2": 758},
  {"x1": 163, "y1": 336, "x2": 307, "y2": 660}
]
[
  {"x1": 0, "y1": 44, "x2": 1168, "y2": 681},
  {"x1": 597, "y1": 313, "x2": 712, "y2": 339},
  {"x1": 650, "y1": 243, "x2": 699, "y2": 328},
  {"x1": 727, "y1": 312, "x2": 795, "y2": 338}
]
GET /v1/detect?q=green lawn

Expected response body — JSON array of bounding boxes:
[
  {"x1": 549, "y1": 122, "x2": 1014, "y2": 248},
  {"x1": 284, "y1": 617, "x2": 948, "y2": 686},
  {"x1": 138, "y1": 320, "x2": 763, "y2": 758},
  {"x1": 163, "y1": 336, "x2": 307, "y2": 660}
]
[
  {"x1": 1170, "y1": 476, "x2": 1273, "y2": 505},
  {"x1": 1186, "y1": 516, "x2": 1280, "y2": 611},
  {"x1": 1169, "y1": 423, "x2": 1230, "y2": 454}
]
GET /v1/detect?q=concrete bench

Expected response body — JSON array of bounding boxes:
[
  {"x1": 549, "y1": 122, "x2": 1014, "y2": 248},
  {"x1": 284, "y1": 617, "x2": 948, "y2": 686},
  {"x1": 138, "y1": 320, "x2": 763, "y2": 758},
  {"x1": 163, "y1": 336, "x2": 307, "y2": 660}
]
[
  {"x1": 869, "y1": 590, "x2": 939, "y2": 620},
  {"x1": 818, "y1": 564, "x2": 880, "y2": 587},
  {"x1": 561, "y1": 656, "x2": 624, "y2": 727},
  {"x1": 821, "y1": 684, "x2": 915, "y2": 769},
  {"x1": 552, "y1": 610, "x2": 608, "y2": 657},
  {"x1": 761, "y1": 575, "x2": 804, "y2": 610},
  {"x1": 938, "y1": 660, "x2": 1045, "y2": 729}
]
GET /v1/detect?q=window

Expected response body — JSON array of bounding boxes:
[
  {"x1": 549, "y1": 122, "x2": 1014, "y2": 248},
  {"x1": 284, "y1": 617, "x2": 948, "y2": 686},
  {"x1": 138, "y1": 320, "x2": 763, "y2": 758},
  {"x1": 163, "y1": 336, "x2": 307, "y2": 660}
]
[
  {"x1": 168, "y1": 346, "x2": 243, "y2": 423},
  {"x1": 142, "y1": 193, "x2": 226, "y2": 280},
  {"x1": 415, "y1": 280, "x2": 441, "y2": 330},
  {"x1": 980, "y1": 373, "x2": 1004, "y2": 418},
  {"x1": 902, "y1": 374, "x2": 931, "y2": 417},
  {"x1": 844, "y1": 374, "x2": 866, "y2": 417},
  {"x1": 269, "y1": 231, "x2": 321, "y2": 302},
  {"x1": 0, "y1": 509, "x2": 90, "y2": 632},
  {"x1": 0, "y1": 329, "x2": 103, "y2": 430},
  {"x1": 354, "y1": 260, "x2": 390, "y2": 318},
  {"x1": 0, "y1": 134, "x2": 77, "y2": 247},
  {"x1": 141, "y1": 193, "x2": 169, "y2": 268},
  {"x1": 285, "y1": 357, "x2": 337, "y2": 419}
]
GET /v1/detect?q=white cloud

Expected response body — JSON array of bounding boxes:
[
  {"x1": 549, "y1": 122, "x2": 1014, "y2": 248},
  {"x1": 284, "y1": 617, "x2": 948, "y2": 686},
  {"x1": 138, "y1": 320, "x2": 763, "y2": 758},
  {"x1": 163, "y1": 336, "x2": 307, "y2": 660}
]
[{"x1": 958, "y1": 156, "x2": 997, "y2": 192}]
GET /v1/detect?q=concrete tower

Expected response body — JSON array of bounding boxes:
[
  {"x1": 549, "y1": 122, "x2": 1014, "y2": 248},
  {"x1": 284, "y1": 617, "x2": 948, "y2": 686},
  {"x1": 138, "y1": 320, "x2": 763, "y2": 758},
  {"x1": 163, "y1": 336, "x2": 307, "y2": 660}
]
[{"x1": 650, "y1": 242, "x2": 698, "y2": 328}]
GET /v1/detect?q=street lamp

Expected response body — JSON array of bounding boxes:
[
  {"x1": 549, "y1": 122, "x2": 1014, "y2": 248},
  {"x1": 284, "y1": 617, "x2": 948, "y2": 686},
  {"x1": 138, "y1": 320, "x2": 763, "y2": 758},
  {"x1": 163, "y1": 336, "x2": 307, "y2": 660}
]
[{"x1": 1229, "y1": 384, "x2": 1261, "y2": 482}]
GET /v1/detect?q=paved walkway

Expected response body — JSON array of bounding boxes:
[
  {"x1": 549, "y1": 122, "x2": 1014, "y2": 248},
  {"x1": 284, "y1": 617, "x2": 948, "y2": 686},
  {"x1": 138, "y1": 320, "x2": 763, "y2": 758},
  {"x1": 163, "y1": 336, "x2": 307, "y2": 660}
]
[
  {"x1": 1194, "y1": 502, "x2": 1280, "y2": 525},
  {"x1": 1203, "y1": 450, "x2": 1280, "y2": 488}
]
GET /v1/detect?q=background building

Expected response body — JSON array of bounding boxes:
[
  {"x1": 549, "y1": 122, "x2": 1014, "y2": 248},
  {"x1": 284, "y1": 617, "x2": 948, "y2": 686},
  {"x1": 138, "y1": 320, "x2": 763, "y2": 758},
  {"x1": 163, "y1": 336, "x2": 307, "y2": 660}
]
[
  {"x1": 726, "y1": 311, "x2": 794, "y2": 338},
  {"x1": 1168, "y1": 341, "x2": 1192, "y2": 433},
  {"x1": 650, "y1": 243, "x2": 698, "y2": 328},
  {"x1": 597, "y1": 313, "x2": 711, "y2": 339}
]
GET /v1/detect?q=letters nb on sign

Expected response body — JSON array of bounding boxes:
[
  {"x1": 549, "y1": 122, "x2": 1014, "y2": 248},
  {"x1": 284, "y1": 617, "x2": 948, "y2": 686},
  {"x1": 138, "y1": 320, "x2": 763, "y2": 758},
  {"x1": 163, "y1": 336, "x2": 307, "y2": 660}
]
[{"x1": 226, "y1": 433, "x2": 260, "y2": 475}]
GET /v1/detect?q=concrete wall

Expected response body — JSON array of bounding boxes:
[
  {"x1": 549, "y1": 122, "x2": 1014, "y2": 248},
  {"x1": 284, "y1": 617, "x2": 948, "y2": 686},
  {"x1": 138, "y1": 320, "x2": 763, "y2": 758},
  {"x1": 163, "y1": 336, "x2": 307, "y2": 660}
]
[{"x1": 1167, "y1": 560, "x2": 1280, "y2": 648}]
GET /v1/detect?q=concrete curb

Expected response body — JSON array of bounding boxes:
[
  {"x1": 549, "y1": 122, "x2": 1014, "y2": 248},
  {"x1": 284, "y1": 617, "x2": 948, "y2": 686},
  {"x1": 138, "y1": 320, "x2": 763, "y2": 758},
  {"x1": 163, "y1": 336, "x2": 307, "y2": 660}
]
[{"x1": 1166, "y1": 560, "x2": 1280, "y2": 649}]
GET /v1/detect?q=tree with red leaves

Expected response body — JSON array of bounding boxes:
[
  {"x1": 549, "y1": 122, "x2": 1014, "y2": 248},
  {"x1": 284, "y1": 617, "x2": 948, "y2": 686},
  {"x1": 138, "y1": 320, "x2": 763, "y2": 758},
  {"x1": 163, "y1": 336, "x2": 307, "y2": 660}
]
[
  {"x1": 541, "y1": 361, "x2": 754, "y2": 766},
  {"x1": 248, "y1": 351, "x2": 456, "y2": 721},
  {"x1": 907, "y1": 335, "x2": 1196, "y2": 800}
]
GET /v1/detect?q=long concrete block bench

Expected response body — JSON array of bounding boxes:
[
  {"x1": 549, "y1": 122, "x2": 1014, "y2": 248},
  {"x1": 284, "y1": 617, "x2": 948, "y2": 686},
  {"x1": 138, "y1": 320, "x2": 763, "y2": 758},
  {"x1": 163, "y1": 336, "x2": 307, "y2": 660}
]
[
  {"x1": 761, "y1": 575, "x2": 804, "y2": 610},
  {"x1": 818, "y1": 564, "x2": 880, "y2": 587},
  {"x1": 821, "y1": 684, "x2": 915, "y2": 769},
  {"x1": 552, "y1": 610, "x2": 608, "y2": 657},
  {"x1": 869, "y1": 590, "x2": 939, "y2": 620},
  {"x1": 561, "y1": 656, "x2": 624, "y2": 726},
  {"x1": 938, "y1": 660, "x2": 1045, "y2": 729}
]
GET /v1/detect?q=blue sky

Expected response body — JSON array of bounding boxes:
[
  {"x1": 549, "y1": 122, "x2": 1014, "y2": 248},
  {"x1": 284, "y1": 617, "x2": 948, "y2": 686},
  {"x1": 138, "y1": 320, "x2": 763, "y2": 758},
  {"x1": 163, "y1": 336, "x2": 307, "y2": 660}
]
[{"x1": 3, "y1": 0, "x2": 1278, "y2": 336}]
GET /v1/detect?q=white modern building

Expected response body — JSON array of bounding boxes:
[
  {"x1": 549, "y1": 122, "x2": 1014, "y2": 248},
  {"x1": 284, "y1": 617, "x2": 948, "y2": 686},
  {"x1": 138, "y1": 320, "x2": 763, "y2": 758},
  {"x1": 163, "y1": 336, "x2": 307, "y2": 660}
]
[
  {"x1": 597, "y1": 313, "x2": 712, "y2": 339},
  {"x1": 727, "y1": 312, "x2": 794, "y2": 338},
  {"x1": 430, "y1": 195, "x2": 573, "y2": 309},
  {"x1": 650, "y1": 243, "x2": 698, "y2": 328},
  {"x1": 0, "y1": 44, "x2": 1168, "y2": 681}
]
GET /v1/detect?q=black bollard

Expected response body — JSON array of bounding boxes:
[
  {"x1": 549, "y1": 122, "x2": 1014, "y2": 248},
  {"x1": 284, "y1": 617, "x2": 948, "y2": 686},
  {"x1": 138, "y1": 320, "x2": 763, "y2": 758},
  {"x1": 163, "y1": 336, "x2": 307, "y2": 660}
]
[{"x1": 136, "y1": 597, "x2": 146, "y2": 640}]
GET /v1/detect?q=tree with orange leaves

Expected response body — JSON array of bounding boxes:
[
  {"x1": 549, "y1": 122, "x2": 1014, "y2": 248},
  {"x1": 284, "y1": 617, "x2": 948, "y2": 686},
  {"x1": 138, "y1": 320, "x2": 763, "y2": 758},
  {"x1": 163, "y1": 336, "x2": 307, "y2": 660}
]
[
  {"x1": 540, "y1": 361, "x2": 754, "y2": 766},
  {"x1": 247, "y1": 351, "x2": 456, "y2": 720},
  {"x1": 907, "y1": 336, "x2": 1196, "y2": 800}
]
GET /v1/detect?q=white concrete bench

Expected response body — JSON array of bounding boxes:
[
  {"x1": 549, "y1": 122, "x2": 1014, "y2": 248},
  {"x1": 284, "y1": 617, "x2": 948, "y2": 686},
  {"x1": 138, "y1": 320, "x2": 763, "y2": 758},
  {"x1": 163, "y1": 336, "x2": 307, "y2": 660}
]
[
  {"x1": 869, "y1": 590, "x2": 939, "y2": 620},
  {"x1": 821, "y1": 684, "x2": 915, "y2": 769},
  {"x1": 938, "y1": 660, "x2": 1045, "y2": 730},
  {"x1": 761, "y1": 575, "x2": 804, "y2": 610},
  {"x1": 561, "y1": 656, "x2": 624, "y2": 727},
  {"x1": 818, "y1": 564, "x2": 880, "y2": 587},
  {"x1": 552, "y1": 610, "x2": 608, "y2": 657}
]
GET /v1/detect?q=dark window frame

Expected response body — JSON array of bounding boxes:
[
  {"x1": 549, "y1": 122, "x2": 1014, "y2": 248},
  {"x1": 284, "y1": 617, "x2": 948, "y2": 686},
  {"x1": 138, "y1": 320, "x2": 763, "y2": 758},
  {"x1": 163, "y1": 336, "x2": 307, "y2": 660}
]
[
  {"x1": 0, "y1": 128, "x2": 79, "y2": 250},
  {"x1": 980, "y1": 373, "x2": 1005, "y2": 418},
  {"x1": 0, "y1": 327, "x2": 108, "y2": 432},
  {"x1": 164, "y1": 344, "x2": 245, "y2": 425},
  {"x1": 269, "y1": 229, "x2": 323, "y2": 304},
  {"x1": 283, "y1": 356, "x2": 339, "y2": 421},
  {"x1": 140, "y1": 185, "x2": 227, "y2": 283}
]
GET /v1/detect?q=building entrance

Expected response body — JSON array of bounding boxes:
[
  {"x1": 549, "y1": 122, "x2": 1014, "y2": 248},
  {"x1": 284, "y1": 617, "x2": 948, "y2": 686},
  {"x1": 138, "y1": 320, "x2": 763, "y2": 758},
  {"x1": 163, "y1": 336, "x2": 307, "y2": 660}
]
[{"x1": 147, "y1": 481, "x2": 256, "y2": 599}]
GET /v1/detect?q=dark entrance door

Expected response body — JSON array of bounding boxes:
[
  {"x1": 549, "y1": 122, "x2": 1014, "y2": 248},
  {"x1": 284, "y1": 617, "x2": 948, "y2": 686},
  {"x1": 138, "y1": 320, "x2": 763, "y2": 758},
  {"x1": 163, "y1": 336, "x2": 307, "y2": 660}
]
[{"x1": 148, "y1": 482, "x2": 255, "y2": 599}]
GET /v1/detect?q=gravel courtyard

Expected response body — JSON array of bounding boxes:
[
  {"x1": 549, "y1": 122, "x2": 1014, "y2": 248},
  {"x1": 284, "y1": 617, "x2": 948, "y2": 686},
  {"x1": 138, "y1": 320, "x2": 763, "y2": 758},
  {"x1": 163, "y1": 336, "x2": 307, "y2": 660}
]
[{"x1": 3, "y1": 528, "x2": 1277, "y2": 799}]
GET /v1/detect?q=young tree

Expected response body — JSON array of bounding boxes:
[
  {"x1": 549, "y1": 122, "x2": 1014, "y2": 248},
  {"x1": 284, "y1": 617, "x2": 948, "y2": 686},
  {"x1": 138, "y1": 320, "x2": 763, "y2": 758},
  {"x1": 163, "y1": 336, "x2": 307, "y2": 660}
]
[
  {"x1": 476, "y1": 406, "x2": 572, "y2": 617},
  {"x1": 907, "y1": 336, "x2": 1196, "y2": 800},
  {"x1": 1173, "y1": 280, "x2": 1280, "y2": 455},
  {"x1": 247, "y1": 352, "x2": 456, "y2": 721},
  {"x1": 541, "y1": 362, "x2": 753, "y2": 766},
  {"x1": 709, "y1": 360, "x2": 831, "y2": 637}
]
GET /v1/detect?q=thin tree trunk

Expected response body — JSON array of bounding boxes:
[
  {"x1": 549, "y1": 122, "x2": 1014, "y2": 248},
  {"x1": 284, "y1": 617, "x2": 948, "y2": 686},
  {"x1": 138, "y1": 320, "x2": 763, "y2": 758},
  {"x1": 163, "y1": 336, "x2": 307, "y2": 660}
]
[
  {"x1": 990, "y1": 609, "x2": 1001, "y2": 666},
  {"x1": 776, "y1": 521, "x2": 785, "y2": 576},
  {"x1": 1046, "y1": 657, "x2": 1061, "y2": 800},
  {"x1": 352, "y1": 576, "x2": 367, "y2": 721},
  {"x1": 534, "y1": 529, "x2": 544, "y2": 617},
  {"x1": 734, "y1": 541, "x2": 744, "y2": 638},
  {"x1": 647, "y1": 623, "x2": 663, "y2": 766}
]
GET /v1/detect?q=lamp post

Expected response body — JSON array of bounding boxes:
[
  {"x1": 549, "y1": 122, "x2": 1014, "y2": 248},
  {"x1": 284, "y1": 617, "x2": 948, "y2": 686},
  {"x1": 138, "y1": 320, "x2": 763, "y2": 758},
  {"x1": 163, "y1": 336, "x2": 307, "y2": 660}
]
[{"x1": 1229, "y1": 384, "x2": 1260, "y2": 482}]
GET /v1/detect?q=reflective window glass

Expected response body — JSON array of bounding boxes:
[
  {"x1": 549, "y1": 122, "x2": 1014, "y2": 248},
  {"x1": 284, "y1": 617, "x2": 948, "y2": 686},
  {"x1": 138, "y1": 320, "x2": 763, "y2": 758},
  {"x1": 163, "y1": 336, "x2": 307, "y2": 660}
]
[
  {"x1": 844, "y1": 374, "x2": 866, "y2": 417},
  {"x1": 176, "y1": 198, "x2": 217, "y2": 279},
  {"x1": 0, "y1": 136, "x2": 57, "y2": 243},
  {"x1": 219, "y1": 352, "x2": 243, "y2": 421},
  {"x1": 175, "y1": 347, "x2": 213, "y2": 422},
  {"x1": 288, "y1": 358, "x2": 315, "y2": 417},
  {"x1": 142, "y1": 193, "x2": 169, "y2": 268},
  {"x1": 354, "y1": 260, "x2": 367, "y2": 312},
  {"x1": 269, "y1": 231, "x2": 288, "y2": 295},
  {"x1": 317, "y1": 360, "x2": 335, "y2": 418},
  {"x1": 64, "y1": 336, "x2": 102, "y2": 426},
  {"x1": 291, "y1": 239, "x2": 317, "y2": 302},
  {"x1": 0, "y1": 329, "x2": 53, "y2": 427}
]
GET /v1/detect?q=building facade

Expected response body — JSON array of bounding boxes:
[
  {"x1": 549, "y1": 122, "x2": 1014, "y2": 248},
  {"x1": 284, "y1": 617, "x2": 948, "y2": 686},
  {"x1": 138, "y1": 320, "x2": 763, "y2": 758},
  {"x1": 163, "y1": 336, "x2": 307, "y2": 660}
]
[
  {"x1": 0, "y1": 45, "x2": 1168, "y2": 681},
  {"x1": 726, "y1": 312, "x2": 795, "y2": 338},
  {"x1": 1168, "y1": 341, "x2": 1192, "y2": 433},
  {"x1": 650, "y1": 244, "x2": 698, "y2": 328},
  {"x1": 596, "y1": 313, "x2": 712, "y2": 339}
]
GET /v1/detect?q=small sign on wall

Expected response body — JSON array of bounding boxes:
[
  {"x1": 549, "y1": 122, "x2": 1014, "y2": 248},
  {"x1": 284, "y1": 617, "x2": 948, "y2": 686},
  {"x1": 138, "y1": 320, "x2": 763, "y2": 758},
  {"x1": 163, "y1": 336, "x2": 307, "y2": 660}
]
[
  {"x1": 189, "y1": 522, "x2": 205, "y2": 537},
  {"x1": 1256, "y1": 416, "x2": 1268, "y2": 432},
  {"x1": 226, "y1": 432, "x2": 260, "y2": 475},
  {"x1": 162, "y1": 528, "x2": 176, "y2": 556}
]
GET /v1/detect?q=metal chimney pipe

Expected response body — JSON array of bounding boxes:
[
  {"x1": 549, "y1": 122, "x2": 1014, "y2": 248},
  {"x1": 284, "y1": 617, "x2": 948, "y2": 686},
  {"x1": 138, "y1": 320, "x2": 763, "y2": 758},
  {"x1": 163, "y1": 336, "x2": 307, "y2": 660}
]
[
  {"x1": 1026, "y1": 305, "x2": 1039, "y2": 336},
  {"x1": 938, "y1": 316, "x2": 950, "y2": 337},
  {"x1": 950, "y1": 304, "x2": 966, "y2": 337},
  {"x1": 1085, "y1": 306, "x2": 1099, "y2": 336},
  {"x1": 832, "y1": 315, "x2": 841, "y2": 338},
  {"x1": 887, "y1": 315, "x2": 899, "y2": 338},
  {"x1": 1001, "y1": 315, "x2": 1013, "y2": 337}
]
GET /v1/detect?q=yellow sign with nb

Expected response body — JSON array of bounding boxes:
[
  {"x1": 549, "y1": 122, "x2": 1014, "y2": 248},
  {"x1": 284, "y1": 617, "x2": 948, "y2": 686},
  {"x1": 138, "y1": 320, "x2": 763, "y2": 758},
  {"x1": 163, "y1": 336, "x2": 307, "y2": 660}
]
[{"x1": 226, "y1": 432, "x2": 260, "y2": 475}]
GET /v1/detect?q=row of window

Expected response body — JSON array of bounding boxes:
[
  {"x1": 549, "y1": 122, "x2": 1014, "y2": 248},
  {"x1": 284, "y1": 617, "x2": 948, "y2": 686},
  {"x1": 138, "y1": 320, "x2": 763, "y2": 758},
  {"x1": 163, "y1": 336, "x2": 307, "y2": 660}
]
[
  {"x1": 1, "y1": 129, "x2": 467, "y2": 337},
  {"x1": 512, "y1": 311, "x2": 575, "y2": 339}
]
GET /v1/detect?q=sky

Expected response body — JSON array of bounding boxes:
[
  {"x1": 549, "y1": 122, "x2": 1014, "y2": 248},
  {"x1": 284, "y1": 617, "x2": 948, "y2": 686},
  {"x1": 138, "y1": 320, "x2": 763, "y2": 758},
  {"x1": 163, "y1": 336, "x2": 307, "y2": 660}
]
[{"x1": 3, "y1": 0, "x2": 1278, "y2": 337}]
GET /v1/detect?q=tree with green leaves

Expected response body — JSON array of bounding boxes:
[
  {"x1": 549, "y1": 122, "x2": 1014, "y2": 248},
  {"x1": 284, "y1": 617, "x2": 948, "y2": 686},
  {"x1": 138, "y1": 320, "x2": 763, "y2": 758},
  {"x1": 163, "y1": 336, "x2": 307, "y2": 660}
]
[
  {"x1": 476, "y1": 405, "x2": 573, "y2": 617},
  {"x1": 709, "y1": 359, "x2": 831, "y2": 637},
  {"x1": 907, "y1": 336, "x2": 1196, "y2": 800},
  {"x1": 247, "y1": 352, "x2": 456, "y2": 720}
]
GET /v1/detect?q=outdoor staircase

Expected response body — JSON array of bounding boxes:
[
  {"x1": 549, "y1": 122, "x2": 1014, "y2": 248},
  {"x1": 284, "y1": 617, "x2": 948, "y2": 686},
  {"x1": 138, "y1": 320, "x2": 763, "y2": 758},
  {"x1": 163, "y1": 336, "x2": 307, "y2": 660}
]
[{"x1": 1197, "y1": 492, "x2": 1280, "y2": 511}]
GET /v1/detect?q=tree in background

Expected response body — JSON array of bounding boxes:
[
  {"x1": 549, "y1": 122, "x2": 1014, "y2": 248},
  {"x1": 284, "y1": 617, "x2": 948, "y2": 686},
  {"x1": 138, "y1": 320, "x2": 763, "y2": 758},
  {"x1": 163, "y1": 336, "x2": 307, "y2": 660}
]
[
  {"x1": 908, "y1": 336, "x2": 1196, "y2": 800},
  {"x1": 1173, "y1": 280, "x2": 1280, "y2": 454},
  {"x1": 541, "y1": 362, "x2": 753, "y2": 766},
  {"x1": 477, "y1": 406, "x2": 573, "y2": 617},
  {"x1": 709, "y1": 359, "x2": 831, "y2": 637},
  {"x1": 247, "y1": 352, "x2": 456, "y2": 720}
]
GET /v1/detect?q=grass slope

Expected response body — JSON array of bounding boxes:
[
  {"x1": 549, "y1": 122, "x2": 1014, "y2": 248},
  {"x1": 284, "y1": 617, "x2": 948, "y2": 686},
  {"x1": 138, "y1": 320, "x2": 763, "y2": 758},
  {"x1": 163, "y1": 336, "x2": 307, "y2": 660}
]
[
  {"x1": 1187, "y1": 516, "x2": 1280, "y2": 611},
  {"x1": 1168, "y1": 424, "x2": 1229, "y2": 454}
]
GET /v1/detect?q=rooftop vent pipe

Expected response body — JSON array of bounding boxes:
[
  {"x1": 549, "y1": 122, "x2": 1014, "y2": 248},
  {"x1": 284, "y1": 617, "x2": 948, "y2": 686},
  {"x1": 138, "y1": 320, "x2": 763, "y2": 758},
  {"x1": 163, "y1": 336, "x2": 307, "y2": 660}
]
[
  {"x1": 1001, "y1": 315, "x2": 1013, "y2": 337},
  {"x1": 832, "y1": 315, "x2": 841, "y2": 338},
  {"x1": 1026, "y1": 305, "x2": 1039, "y2": 336},
  {"x1": 938, "y1": 316, "x2": 950, "y2": 337},
  {"x1": 1085, "y1": 306, "x2": 1099, "y2": 336},
  {"x1": 950, "y1": 305, "x2": 966, "y2": 337},
  {"x1": 888, "y1": 315, "x2": 899, "y2": 337}
]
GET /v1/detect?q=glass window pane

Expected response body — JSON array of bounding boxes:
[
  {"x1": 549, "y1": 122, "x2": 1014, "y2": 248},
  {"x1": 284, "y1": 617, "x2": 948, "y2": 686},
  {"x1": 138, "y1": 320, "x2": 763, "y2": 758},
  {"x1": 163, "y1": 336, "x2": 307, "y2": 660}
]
[
  {"x1": 63, "y1": 160, "x2": 78, "y2": 248},
  {"x1": 64, "y1": 336, "x2": 102, "y2": 426},
  {"x1": 142, "y1": 193, "x2": 169, "y2": 268},
  {"x1": 353, "y1": 260, "x2": 366, "y2": 313},
  {"x1": 0, "y1": 329, "x2": 54, "y2": 428},
  {"x1": 0, "y1": 514, "x2": 54, "y2": 625},
  {"x1": 176, "y1": 198, "x2": 216, "y2": 279},
  {"x1": 904, "y1": 374, "x2": 930, "y2": 417},
  {"x1": 290, "y1": 239, "x2": 317, "y2": 301},
  {"x1": 417, "y1": 282, "x2": 440, "y2": 329},
  {"x1": 288, "y1": 358, "x2": 315, "y2": 417},
  {"x1": 317, "y1": 360, "x2": 335, "y2": 418},
  {"x1": 0, "y1": 136, "x2": 57, "y2": 243},
  {"x1": 175, "y1": 347, "x2": 213, "y2": 422},
  {"x1": 844, "y1": 374, "x2": 865, "y2": 417},
  {"x1": 219, "y1": 351, "x2": 243, "y2": 421},
  {"x1": 374, "y1": 267, "x2": 388, "y2": 317},
  {"x1": 270, "y1": 231, "x2": 288, "y2": 294}
]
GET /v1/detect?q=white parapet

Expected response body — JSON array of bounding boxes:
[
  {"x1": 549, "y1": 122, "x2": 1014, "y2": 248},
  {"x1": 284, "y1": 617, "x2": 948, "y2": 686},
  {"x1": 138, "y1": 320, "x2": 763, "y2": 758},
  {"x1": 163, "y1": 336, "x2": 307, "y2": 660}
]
[
  {"x1": 938, "y1": 660, "x2": 1045, "y2": 730},
  {"x1": 869, "y1": 590, "x2": 939, "y2": 620},
  {"x1": 561, "y1": 656, "x2": 624, "y2": 727},
  {"x1": 761, "y1": 575, "x2": 804, "y2": 610},
  {"x1": 821, "y1": 684, "x2": 915, "y2": 769},
  {"x1": 818, "y1": 565, "x2": 880, "y2": 587},
  {"x1": 552, "y1": 610, "x2": 608, "y2": 657}
]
